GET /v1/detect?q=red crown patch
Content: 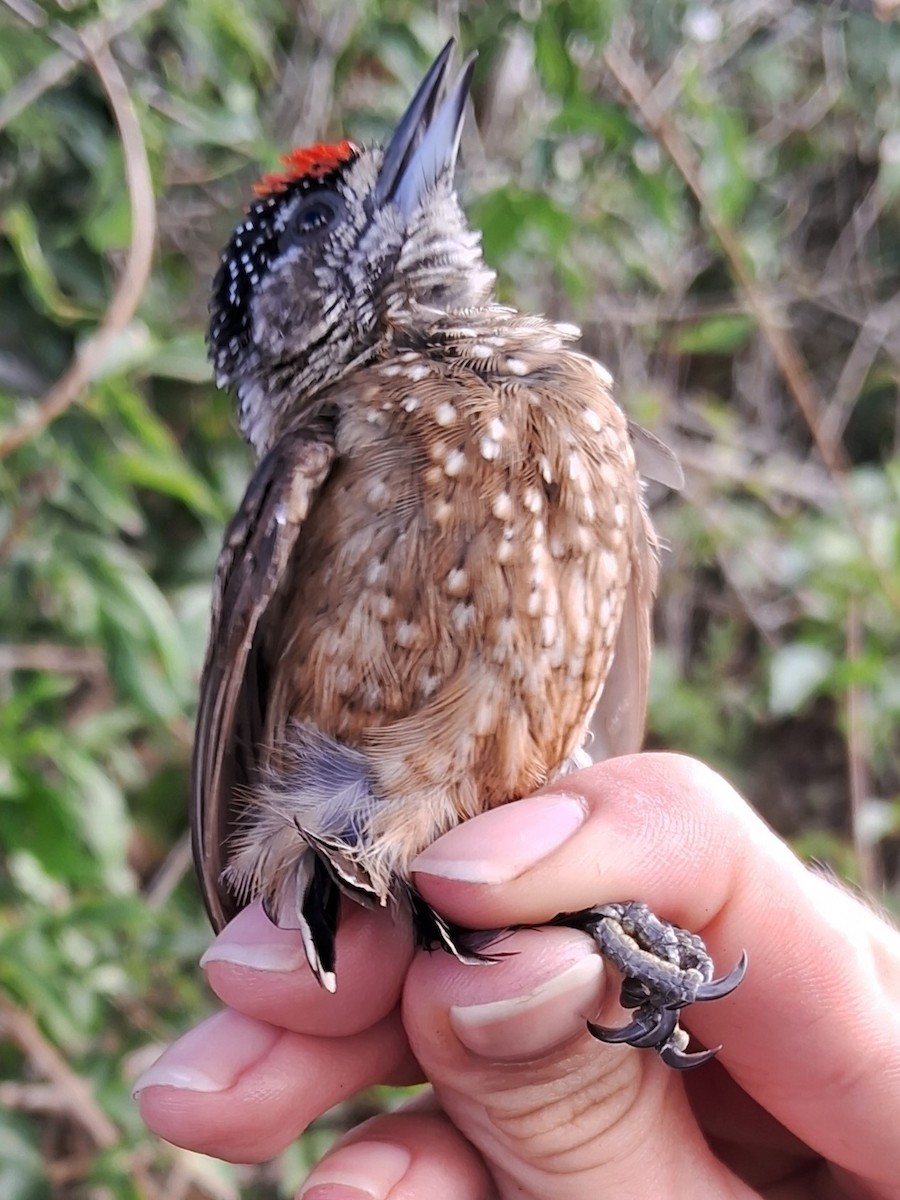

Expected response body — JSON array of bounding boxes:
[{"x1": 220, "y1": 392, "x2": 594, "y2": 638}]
[{"x1": 253, "y1": 140, "x2": 359, "y2": 196}]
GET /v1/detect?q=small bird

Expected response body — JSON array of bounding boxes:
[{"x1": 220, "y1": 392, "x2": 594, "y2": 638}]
[{"x1": 192, "y1": 40, "x2": 745, "y2": 1069}]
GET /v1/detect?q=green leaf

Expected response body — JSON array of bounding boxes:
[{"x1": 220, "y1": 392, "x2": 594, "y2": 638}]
[
  {"x1": 672, "y1": 314, "x2": 756, "y2": 354},
  {"x1": 3, "y1": 205, "x2": 89, "y2": 322}
]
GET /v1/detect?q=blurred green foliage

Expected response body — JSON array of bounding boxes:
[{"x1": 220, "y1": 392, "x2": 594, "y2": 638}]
[{"x1": 0, "y1": 0, "x2": 898, "y2": 1195}]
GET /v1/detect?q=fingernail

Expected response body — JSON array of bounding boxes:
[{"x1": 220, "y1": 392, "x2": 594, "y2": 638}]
[
  {"x1": 132, "y1": 1010, "x2": 279, "y2": 1096},
  {"x1": 200, "y1": 938, "x2": 306, "y2": 973},
  {"x1": 411, "y1": 792, "x2": 587, "y2": 883},
  {"x1": 199, "y1": 901, "x2": 307, "y2": 973},
  {"x1": 450, "y1": 951, "x2": 604, "y2": 1061},
  {"x1": 297, "y1": 1141, "x2": 411, "y2": 1199}
]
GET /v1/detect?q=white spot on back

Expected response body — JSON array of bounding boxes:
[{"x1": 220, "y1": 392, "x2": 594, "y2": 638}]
[
  {"x1": 401, "y1": 395, "x2": 420, "y2": 413},
  {"x1": 479, "y1": 436, "x2": 501, "y2": 461},
  {"x1": 523, "y1": 487, "x2": 543, "y2": 514},
  {"x1": 505, "y1": 357, "x2": 530, "y2": 376},
  {"x1": 591, "y1": 359, "x2": 614, "y2": 387},
  {"x1": 567, "y1": 451, "x2": 585, "y2": 484},
  {"x1": 452, "y1": 602, "x2": 475, "y2": 632},
  {"x1": 555, "y1": 321, "x2": 581, "y2": 338},
  {"x1": 395, "y1": 621, "x2": 417, "y2": 647},
  {"x1": 446, "y1": 568, "x2": 468, "y2": 596},
  {"x1": 444, "y1": 448, "x2": 466, "y2": 477},
  {"x1": 366, "y1": 480, "x2": 389, "y2": 508},
  {"x1": 434, "y1": 401, "x2": 457, "y2": 427},
  {"x1": 375, "y1": 594, "x2": 395, "y2": 620},
  {"x1": 472, "y1": 698, "x2": 497, "y2": 735},
  {"x1": 365, "y1": 559, "x2": 387, "y2": 586},
  {"x1": 601, "y1": 462, "x2": 619, "y2": 488},
  {"x1": 418, "y1": 673, "x2": 441, "y2": 699},
  {"x1": 492, "y1": 492, "x2": 513, "y2": 521},
  {"x1": 432, "y1": 499, "x2": 453, "y2": 526}
]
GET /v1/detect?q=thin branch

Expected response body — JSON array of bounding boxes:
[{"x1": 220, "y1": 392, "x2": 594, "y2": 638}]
[
  {"x1": 846, "y1": 600, "x2": 879, "y2": 895},
  {"x1": 603, "y1": 38, "x2": 845, "y2": 469},
  {"x1": 0, "y1": 1080, "x2": 75, "y2": 1113},
  {"x1": 0, "y1": 991, "x2": 168, "y2": 1199},
  {"x1": 0, "y1": 643, "x2": 106, "y2": 675},
  {"x1": 602, "y1": 33, "x2": 900, "y2": 611},
  {"x1": 0, "y1": 32, "x2": 157, "y2": 459},
  {"x1": 144, "y1": 831, "x2": 193, "y2": 909},
  {"x1": 0, "y1": 0, "x2": 164, "y2": 132},
  {"x1": 0, "y1": 993, "x2": 118, "y2": 1149},
  {"x1": 674, "y1": 442, "x2": 835, "y2": 509}
]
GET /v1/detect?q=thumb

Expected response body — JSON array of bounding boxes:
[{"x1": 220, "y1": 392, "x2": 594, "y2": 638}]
[{"x1": 402, "y1": 927, "x2": 746, "y2": 1200}]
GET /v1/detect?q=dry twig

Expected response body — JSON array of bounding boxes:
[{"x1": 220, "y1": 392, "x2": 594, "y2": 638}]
[
  {"x1": 0, "y1": 993, "x2": 119, "y2": 1148},
  {"x1": 602, "y1": 32, "x2": 900, "y2": 611},
  {"x1": 0, "y1": 991, "x2": 174, "y2": 1198},
  {"x1": 0, "y1": 22, "x2": 157, "y2": 459},
  {"x1": 0, "y1": 0, "x2": 165, "y2": 133},
  {"x1": 0, "y1": 642, "x2": 106, "y2": 675}
]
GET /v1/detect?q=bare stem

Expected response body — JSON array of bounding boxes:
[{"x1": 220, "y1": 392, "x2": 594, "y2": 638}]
[{"x1": 0, "y1": 27, "x2": 157, "y2": 459}]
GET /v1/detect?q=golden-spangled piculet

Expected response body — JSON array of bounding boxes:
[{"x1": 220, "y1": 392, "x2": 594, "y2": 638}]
[{"x1": 192, "y1": 40, "x2": 746, "y2": 1069}]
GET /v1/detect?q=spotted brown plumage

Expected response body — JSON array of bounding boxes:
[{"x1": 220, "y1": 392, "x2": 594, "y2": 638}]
[{"x1": 193, "y1": 39, "x2": 745, "y2": 1065}]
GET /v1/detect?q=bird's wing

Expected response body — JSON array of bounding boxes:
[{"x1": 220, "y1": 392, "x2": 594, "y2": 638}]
[
  {"x1": 590, "y1": 498, "x2": 659, "y2": 759},
  {"x1": 627, "y1": 420, "x2": 684, "y2": 491},
  {"x1": 191, "y1": 427, "x2": 336, "y2": 932},
  {"x1": 590, "y1": 420, "x2": 677, "y2": 758}
]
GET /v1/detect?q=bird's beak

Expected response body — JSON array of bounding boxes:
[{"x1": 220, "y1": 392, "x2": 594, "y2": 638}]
[{"x1": 375, "y1": 38, "x2": 476, "y2": 218}]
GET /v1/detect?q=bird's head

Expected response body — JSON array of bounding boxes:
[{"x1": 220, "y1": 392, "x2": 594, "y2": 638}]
[{"x1": 208, "y1": 40, "x2": 495, "y2": 454}]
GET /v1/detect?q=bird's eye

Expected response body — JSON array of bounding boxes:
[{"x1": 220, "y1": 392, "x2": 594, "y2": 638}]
[{"x1": 284, "y1": 195, "x2": 340, "y2": 242}]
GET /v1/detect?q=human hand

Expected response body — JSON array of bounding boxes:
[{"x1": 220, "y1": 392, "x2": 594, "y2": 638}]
[{"x1": 136, "y1": 755, "x2": 900, "y2": 1198}]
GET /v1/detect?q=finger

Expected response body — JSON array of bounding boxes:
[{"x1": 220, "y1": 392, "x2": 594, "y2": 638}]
[
  {"x1": 135, "y1": 1007, "x2": 417, "y2": 1163},
  {"x1": 411, "y1": 754, "x2": 900, "y2": 1195},
  {"x1": 296, "y1": 1099, "x2": 494, "y2": 1200},
  {"x1": 402, "y1": 925, "x2": 751, "y2": 1200},
  {"x1": 200, "y1": 899, "x2": 414, "y2": 1037}
]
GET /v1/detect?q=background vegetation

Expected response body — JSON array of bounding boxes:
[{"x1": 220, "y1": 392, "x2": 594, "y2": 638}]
[{"x1": 1, "y1": 0, "x2": 898, "y2": 1195}]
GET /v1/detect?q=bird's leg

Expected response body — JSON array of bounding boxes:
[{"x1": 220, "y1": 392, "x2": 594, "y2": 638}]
[{"x1": 552, "y1": 902, "x2": 747, "y2": 1070}]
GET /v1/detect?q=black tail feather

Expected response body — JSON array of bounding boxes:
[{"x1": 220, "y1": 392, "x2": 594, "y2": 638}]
[{"x1": 408, "y1": 891, "x2": 510, "y2": 964}]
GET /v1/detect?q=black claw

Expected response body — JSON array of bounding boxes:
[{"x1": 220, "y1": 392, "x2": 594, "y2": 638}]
[
  {"x1": 695, "y1": 950, "x2": 748, "y2": 1002},
  {"x1": 554, "y1": 903, "x2": 746, "y2": 1070},
  {"x1": 587, "y1": 1008, "x2": 664, "y2": 1045},
  {"x1": 619, "y1": 977, "x2": 653, "y2": 1009},
  {"x1": 630, "y1": 1007, "x2": 679, "y2": 1049},
  {"x1": 589, "y1": 1005, "x2": 683, "y2": 1051},
  {"x1": 659, "y1": 1041, "x2": 721, "y2": 1071}
]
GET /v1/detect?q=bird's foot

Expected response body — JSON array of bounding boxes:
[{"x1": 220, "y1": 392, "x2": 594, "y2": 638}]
[{"x1": 552, "y1": 902, "x2": 747, "y2": 1070}]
